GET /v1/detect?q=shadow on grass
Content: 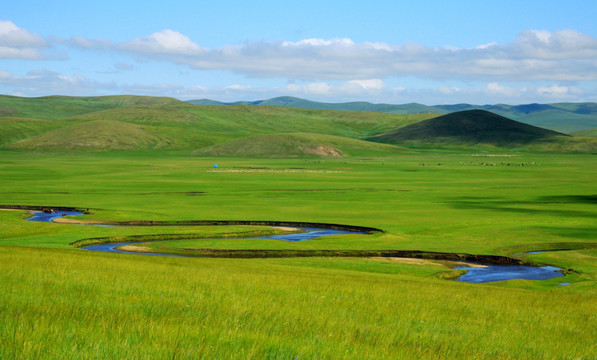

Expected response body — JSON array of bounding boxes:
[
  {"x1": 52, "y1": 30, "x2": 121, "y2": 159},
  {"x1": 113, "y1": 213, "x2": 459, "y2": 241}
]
[
  {"x1": 536, "y1": 194, "x2": 597, "y2": 204},
  {"x1": 447, "y1": 196, "x2": 597, "y2": 218}
]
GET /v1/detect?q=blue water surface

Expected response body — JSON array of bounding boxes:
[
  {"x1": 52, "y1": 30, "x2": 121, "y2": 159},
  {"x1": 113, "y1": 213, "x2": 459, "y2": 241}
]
[{"x1": 26, "y1": 210, "x2": 566, "y2": 284}]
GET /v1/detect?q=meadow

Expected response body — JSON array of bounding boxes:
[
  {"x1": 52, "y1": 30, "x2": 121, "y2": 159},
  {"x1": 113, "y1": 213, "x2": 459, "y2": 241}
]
[{"x1": 1, "y1": 150, "x2": 596, "y2": 359}]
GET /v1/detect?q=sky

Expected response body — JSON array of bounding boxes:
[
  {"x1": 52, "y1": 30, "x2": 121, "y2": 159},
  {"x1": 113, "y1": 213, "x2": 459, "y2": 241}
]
[{"x1": 2, "y1": 0, "x2": 597, "y2": 104}]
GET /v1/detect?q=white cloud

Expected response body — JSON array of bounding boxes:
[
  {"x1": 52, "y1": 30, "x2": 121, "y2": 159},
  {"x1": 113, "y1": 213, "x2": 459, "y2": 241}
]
[
  {"x1": 56, "y1": 35, "x2": 113, "y2": 50},
  {"x1": 225, "y1": 84, "x2": 252, "y2": 90},
  {"x1": 0, "y1": 20, "x2": 46, "y2": 47},
  {"x1": 286, "y1": 82, "x2": 332, "y2": 96},
  {"x1": 0, "y1": 20, "x2": 46, "y2": 59},
  {"x1": 438, "y1": 86, "x2": 459, "y2": 95},
  {"x1": 121, "y1": 29, "x2": 203, "y2": 55},
  {"x1": 283, "y1": 79, "x2": 387, "y2": 99},
  {"x1": 47, "y1": 28, "x2": 597, "y2": 84},
  {"x1": 475, "y1": 42, "x2": 498, "y2": 50},
  {"x1": 282, "y1": 38, "x2": 355, "y2": 47},
  {"x1": 103, "y1": 29, "x2": 597, "y2": 82},
  {"x1": 537, "y1": 84, "x2": 582, "y2": 98},
  {"x1": 516, "y1": 29, "x2": 597, "y2": 59},
  {"x1": 2, "y1": 67, "x2": 595, "y2": 104},
  {"x1": 3, "y1": 25, "x2": 597, "y2": 103},
  {"x1": 346, "y1": 79, "x2": 385, "y2": 90},
  {"x1": 0, "y1": 69, "x2": 117, "y2": 96},
  {"x1": 486, "y1": 82, "x2": 518, "y2": 97}
]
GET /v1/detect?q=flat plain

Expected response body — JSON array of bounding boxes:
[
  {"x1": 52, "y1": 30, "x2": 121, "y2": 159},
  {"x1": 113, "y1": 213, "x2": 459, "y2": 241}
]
[
  {"x1": 1, "y1": 96, "x2": 596, "y2": 359},
  {"x1": 1, "y1": 150, "x2": 596, "y2": 359}
]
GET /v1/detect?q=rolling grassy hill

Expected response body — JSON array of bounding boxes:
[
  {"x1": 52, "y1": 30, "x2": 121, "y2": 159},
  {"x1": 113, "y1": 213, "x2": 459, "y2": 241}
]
[
  {"x1": 189, "y1": 96, "x2": 597, "y2": 133},
  {"x1": 368, "y1": 110, "x2": 571, "y2": 146},
  {"x1": 0, "y1": 94, "x2": 180, "y2": 120},
  {"x1": 195, "y1": 133, "x2": 410, "y2": 158},
  {"x1": 189, "y1": 96, "x2": 442, "y2": 114},
  {"x1": 7, "y1": 120, "x2": 176, "y2": 151},
  {"x1": 0, "y1": 117, "x2": 67, "y2": 146},
  {"x1": 572, "y1": 128, "x2": 597, "y2": 137},
  {"x1": 0, "y1": 95, "x2": 433, "y2": 156},
  {"x1": 2, "y1": 95, "x2": 596, "y2": 155}
]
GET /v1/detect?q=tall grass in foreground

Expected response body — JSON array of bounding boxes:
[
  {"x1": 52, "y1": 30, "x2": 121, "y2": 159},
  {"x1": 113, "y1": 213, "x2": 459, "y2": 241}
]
[{"x1": 1, "y1": 246, "x2": 595, "y2": 359}]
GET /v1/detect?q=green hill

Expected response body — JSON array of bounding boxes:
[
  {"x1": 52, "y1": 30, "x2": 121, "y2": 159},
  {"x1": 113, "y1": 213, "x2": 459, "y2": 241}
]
[
  {"x1": 7, "y1": 120, "x2": 173, "y2": 151},
  {"x1": 3, "y1": 95, "x2": 596, "y2": 154},
  {"x1": 0, "y1": 117, "x2": 68, "y2": 146},
  {"x1": 195, "y1": 133, "x2": 410, "y2": 158},
  {"x1": 189, "y1": 97, "x2": 597, "y2": 133},
  {"x1": 571, "y1": 128, "x2": 597, "y2": 137},
  {"x1": 188, "y1": 96, "x2": 444, "y2": 114},
  {"x1": 515, "y1": 110, "x2": 597, "y2": 133},
  {"x1": 0, "y1": 95, "x2": 434, "y2": 153},
  {"x1": 0, "y1": 95, "x2": 181, "y2": 120},
  {"x1": 369, "y1": 110, "x2": 568, "y2": 146}
]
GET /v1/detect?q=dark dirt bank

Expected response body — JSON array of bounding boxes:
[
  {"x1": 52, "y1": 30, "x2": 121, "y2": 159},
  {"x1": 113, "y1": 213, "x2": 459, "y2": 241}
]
[
  {"x1": 169, "y1": 248, "x2": 532, "y2": 265},
  {"x1": 8, "y1": 205, "x2": 532, "y2": 265}
]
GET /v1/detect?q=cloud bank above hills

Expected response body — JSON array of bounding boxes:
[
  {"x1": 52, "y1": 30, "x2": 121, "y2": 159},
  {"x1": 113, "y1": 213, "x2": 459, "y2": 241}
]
[{"x1": 2, "y1": 6, "x2": 597, "y2": 104}]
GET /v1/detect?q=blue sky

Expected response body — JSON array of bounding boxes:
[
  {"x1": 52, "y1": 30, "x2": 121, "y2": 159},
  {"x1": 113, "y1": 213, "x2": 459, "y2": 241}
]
[{"x1": 2, "y1": 0, "x2": 596, "y2": 104}]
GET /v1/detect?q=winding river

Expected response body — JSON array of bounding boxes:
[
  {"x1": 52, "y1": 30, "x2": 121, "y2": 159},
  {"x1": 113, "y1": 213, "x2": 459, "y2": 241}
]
[{"x1": 26, "y1": 210, "x2": 566, "y2": 284}]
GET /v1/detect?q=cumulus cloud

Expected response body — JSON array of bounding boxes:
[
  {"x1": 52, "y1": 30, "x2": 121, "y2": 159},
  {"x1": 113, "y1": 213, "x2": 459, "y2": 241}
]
[
  {"x1": 537, "y1": 84, "x2": 582, "y2": 98},
  {"x1": 0, "y1": 69, "x2": 117, "y2": 96},
  {"x1": 45, "y1": 27, "x2": 597, "y2": 83},
  {"x1": 225, "y1": 84, "x2": 252, "y2": 90},
  {"x1": 120, "y1": 29, "x2": 203, "y2": 55},
  {"x1": 282, "y1": 79, "x2": 390, "y2": 99},
  {"x1": 0, "y1": 20, "x2": 47, "y2": 59},
  {"x1": 286, "y1": 82, "x2": 333, "y2": 96},
  {"x1": 54, "y1": 35, "x2": 113, "y2": 50},
  {"x1": 3, "y1": 24, "x2": 597, "y2": 103},
  {"x1": 346, "y1": 79, "x2": 385, "y2": 90},
  {"x1": 516, "y1": 29, "x2": 597, "y2": 59},
  {"x1": 78, "y1": 29, "x2": 595, "y2": 82},
  {"x1": 282, "y1": 38, "x2": 355, "y2": 47},
  {"x1": 486, "y1": 82, "x2": 519, "y2": 97}
]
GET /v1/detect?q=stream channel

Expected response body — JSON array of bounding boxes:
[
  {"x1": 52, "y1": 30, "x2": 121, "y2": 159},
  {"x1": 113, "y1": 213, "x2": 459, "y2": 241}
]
[{"x1": 28, "y1": 210, "x2": 566, "y2": 284}]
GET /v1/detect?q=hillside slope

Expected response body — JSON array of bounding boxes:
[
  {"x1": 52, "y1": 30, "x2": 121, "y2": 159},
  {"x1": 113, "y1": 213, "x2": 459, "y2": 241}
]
[
  {"x1": 7, "y1": 120, "x2": 171, "y2": 151},
  {"x1": 0, "y1": 95, "x2": 181, "y2": 120},
  {"x1": 189, "y1": 97, "x2": 597, "y2": 133},
  {"x1": 0, "y1": 95, "x2": 434, "y2": 153},
  {"x1": 194, "y1": 133, "x2": 410, "y2": 158},
  {"x1": 369, "y1": 110, "x2": 568, "y2": 146}
]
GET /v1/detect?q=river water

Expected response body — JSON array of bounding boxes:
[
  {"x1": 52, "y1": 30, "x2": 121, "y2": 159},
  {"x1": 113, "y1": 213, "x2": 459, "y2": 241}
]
[{"x1": 26, "y1": 210, "x2": 566, "y2": 284}]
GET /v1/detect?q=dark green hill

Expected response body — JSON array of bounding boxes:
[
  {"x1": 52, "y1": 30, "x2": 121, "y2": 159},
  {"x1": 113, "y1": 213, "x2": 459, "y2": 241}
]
[{"x1": 369, "y1": 110, "x2": 568, "y2": 146}]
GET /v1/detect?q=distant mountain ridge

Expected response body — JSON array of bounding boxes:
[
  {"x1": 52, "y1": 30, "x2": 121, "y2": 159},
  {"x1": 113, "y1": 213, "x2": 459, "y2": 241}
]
[
  {"x1": 2, "y1": 94, "x2": 596, "y2": 155},
  {"x1": 188, "y1": 96, "x2": 597, "y2": 133}
]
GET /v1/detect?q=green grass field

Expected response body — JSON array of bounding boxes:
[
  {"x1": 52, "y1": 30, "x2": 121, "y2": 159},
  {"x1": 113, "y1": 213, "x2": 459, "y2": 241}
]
[{"x1": 1, "y1": 150, "x2": 596, "y2": 359}]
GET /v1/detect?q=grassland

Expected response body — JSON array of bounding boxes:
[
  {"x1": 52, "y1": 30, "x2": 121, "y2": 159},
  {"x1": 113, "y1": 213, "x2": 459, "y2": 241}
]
[
  {"x1": 0, "y1": 95, "x2": 596, "y2": 358},
  {"x1": 0, "y1": 95, "x2": 435, "y2": 155},
  {"x1": 1, "y1": 149, "x2": 596, "y2": 359}
]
